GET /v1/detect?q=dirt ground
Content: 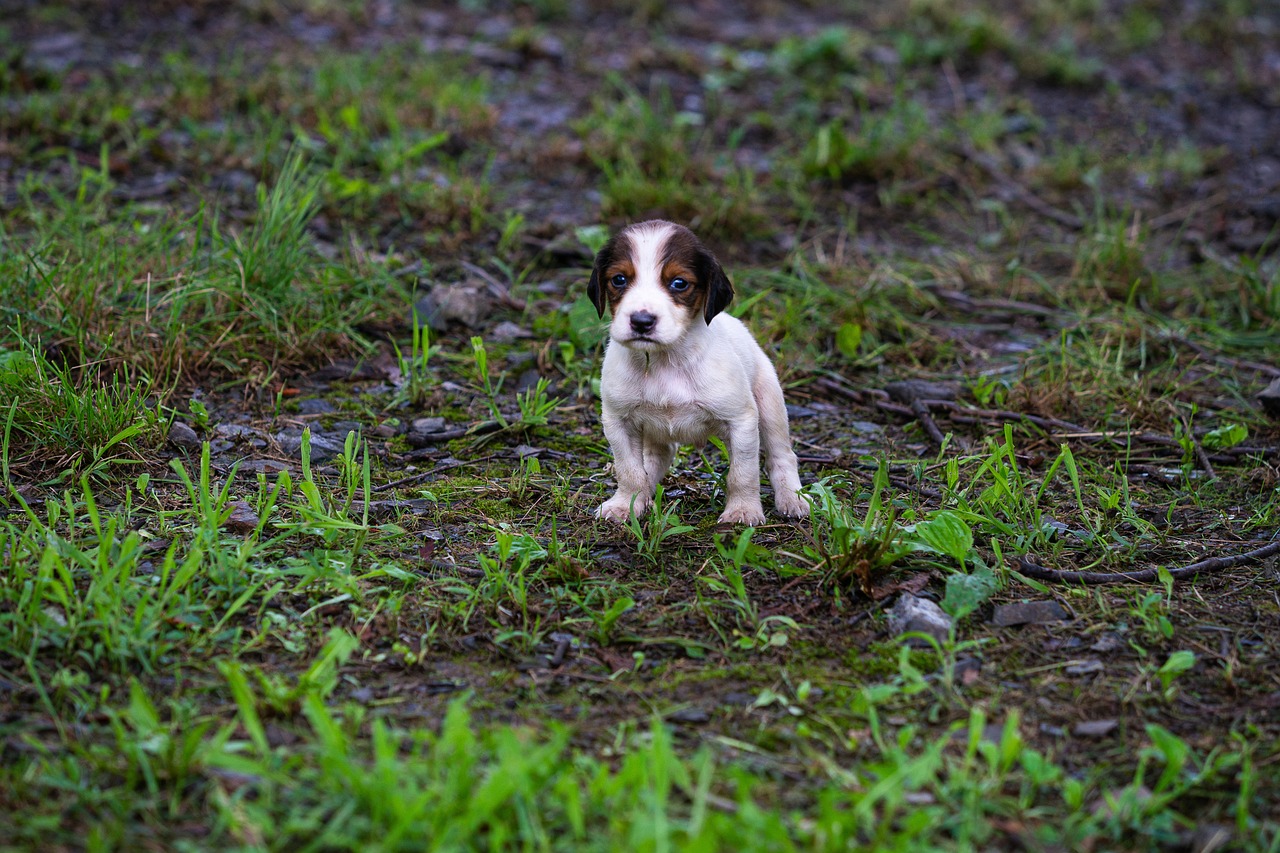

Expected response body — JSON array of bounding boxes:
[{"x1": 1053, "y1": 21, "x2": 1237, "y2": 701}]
[{"x1": 4, "y1": 0, "x2": 1280, "y2": 847}]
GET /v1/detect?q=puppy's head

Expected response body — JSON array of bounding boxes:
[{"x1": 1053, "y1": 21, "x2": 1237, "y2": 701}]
[{"x1": 587, "y1": 220, "x2": 734, "y2": 350}]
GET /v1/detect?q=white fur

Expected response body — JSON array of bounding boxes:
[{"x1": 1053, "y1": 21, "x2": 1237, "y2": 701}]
[{"x1": 595, "y1": 224, "x2": 808, "y2": 525}]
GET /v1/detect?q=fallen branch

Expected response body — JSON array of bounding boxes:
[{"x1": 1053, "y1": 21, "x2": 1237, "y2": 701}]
[
  {"x1": 911, "y1": 398, "x2": 949, "y2": 447},
  {"x1": 1016, "y1": 538, "x2": 1280, "y2": 585}
]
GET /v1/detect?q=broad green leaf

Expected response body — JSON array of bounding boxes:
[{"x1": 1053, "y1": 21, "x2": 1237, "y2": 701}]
[
  {"x1": 942, "y1": 565, "x2": 997, "y2": 619},
  {"x1": 913, "y1": 511, "x2": 975, "y2": 565},
  {"x1": 835, "y1": 322, "x2": 863, "y2": 359},
  {"x1": 1202, "y1": 423, "x2": 1247, "y2": 450}
]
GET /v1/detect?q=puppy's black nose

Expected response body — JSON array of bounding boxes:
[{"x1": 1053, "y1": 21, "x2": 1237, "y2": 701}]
[{"x1": 630, "y1": 311, "x2": 657, "y2": 334}]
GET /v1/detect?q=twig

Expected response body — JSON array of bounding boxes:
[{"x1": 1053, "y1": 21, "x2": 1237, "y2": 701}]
[
  {"x1": 1171, "y1": 336, "x2": 1280, "y2": 379},
  {"x1": 1146, "y1": 190, "x2": 1230, "y2": 231},
  {"x1": 812, "y1": 375, "x2": 865, "y2": 403},
  {"x1": 460, "y1": 261, "x2": 523, "y2": 309},
  {"x1": 911, "y1": 398, "x2": 949, "y2": 447},
  {"x1": 1181, "y1": 412, "x2": 1217, "y2": 481},
  {"x1": 1016, "y1": 538, "x2": 1280, "y2": 585},
  {"x1": 375, "y1": 454, "x2": 500, "y2": 492},
  {"x1": 929, "y1": 287, "x2": 1061, "y2": 317}
]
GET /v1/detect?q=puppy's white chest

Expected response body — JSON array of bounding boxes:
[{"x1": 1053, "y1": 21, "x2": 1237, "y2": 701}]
[{"x1": 610, "y1": 364, "x2": 721, "y2": 444}]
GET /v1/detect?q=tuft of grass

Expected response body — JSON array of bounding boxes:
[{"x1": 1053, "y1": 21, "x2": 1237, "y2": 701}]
[
  {"x1": 578, "y1": 80, "x2": 766, "y2": 237},
  {"x1": 0, "y1": 344, "x2": 162, "y2": 484}
]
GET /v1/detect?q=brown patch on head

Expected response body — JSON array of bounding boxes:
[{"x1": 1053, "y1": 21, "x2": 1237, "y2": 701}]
[
  {"x1": 659, "y1": 223, "x2": 734, "y2": 324},
  {"x1": 661, "y1": 254, "x2": 704, "y2": 314},
  {"x1": 587, "y1": 231, "x2": 635, "y2": 317}
]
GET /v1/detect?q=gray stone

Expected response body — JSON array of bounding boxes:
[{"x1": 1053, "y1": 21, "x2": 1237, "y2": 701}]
[
  {"x1": 991, "y1": 600, "x2": 1070, "y2": 627},
  {"x1": 297, "y1": 398, "x2": 336, "y2": 415},
  {"x1": 1073, "y1": 719, "x2": 1118, "y2": 738},
  {"x1": 411, "y1": 417, "x2": 447, "y2": 434},
  {"x1": 1064, "y1": 659, "x2": 1104, "y2": 676},
  {"x1": 1258, "y1": 377, "x2": 1280, "y2": 416},
  {"x1": 276, "y1": 430, "x2": 344, "y2": 462},
  {"x1": 167, "y1": 421, "x2": 201, "y2": 450},
  {"x1": 415, "y1": 281, "x2": 492, "y2": 330},
  {"x1": 666, "y1": 708, "x2": 710, "y2": 724},
  {"x1": 213, "y1": 423, "x2": 258, "y2": 440},
  {"x1": 489, "y1": 321, "x2": 533, "y2": 343},
  {"x1": 887, "y1": 593, "x2": 952, "y2": 645}
]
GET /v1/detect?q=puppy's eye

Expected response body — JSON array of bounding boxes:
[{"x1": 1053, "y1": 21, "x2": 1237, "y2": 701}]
[
  {"x1": 669, "y1": 277, "x2": 689, "y2": 292},
  {"x1": 611, "y1": 274, "x2": 627, "y2": 288}
]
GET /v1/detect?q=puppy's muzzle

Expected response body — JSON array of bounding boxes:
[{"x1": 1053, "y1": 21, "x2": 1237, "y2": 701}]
[{"x1": 629, "y1": 311, "x2": 657, "y2": 335}]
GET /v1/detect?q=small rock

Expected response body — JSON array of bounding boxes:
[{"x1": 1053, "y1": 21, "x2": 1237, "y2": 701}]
[
  {"x1": 276, "y1": 430, "x2": 344, "y2": 462},
  {"x1": 1258, "y1": 377, "x2": 1280, "y2": 417},
  {"x1": 514, "y1": 368, "x2": 543, "y2": 392},
  {"x1": 666, "y1": 708, "x2": 710, "y2": 724},
  {"x1": 223, "y1": 501, "x2": 260, "y2": 534},
  {"x1": 213, "y1": 423, "x2": 258, "y2": 440},
  {"x1": 953, "y1": 657, "x2": 981, "y2": 685},
  {"x1": 211, "y1": 169, "x2": 258, "y2": 194},
  {"x1": 1074, "y1": 719, "x2": 1118, "y2": 738},
  {"x1": 1090, "y1": 632, "x2": 1123, "y2": 653},
  {"x1": 364, "y1": 499, "x2": 436, "y2": 518},
  {"x1": 297, "y1": 398, "x2": 336, "y2": 415},
  {"x1": 489, "y1": 321, "x2": 533, "y2": 343},
  {"x1": 415, "y1": 281, "x2": 492, "y2": 330},
  {"x1": 412, "y1": 417, "x2": 447, "y2": 433},
  {"x1": 237, "y1": 459, "x2": 292, "y2": 475},
  {"x1": 887, "y1": 593, "x2": 952, "y2": 646},
  {"x1": 167, "y1": 421, "x2": 201, "y2": 450},
  {"x1": 1064, "y1": 659, "x2": 1104, "y2": 676},
  {"x1": 991, "y1": 600, "x2": 1070, "y2": 627}
]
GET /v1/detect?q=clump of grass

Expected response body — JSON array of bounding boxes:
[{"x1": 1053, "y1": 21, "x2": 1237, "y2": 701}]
[
  {"x1": 0, "y1": 344, "x2": 162, "y2": 484},
  {"x1": 800, "y1": 95, "x2": 932, "y2": 184},
  {"x1": 578, "y1": 81, "x2": 765, "y2": 237},
  {"x1": 2, "y1": 150, "x2": 384, "y2": 390}
]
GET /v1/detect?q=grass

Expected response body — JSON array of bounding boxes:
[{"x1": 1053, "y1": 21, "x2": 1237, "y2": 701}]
[{"x1": 3, "y1": 0, "x2": 1280, "y2": 849}]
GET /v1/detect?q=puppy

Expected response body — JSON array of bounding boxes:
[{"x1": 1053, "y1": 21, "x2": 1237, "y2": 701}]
[{"x1": 587, "y1": 220, "x2": 808, "y2": 525}]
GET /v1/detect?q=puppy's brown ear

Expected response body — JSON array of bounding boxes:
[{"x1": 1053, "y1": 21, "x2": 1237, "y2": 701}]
[
  {"x1": 587, "y1": 240, "x2": 615, "y2": 318},
  {"x1": 699, "y1": 248, "x2": 734, "y2": 324}
]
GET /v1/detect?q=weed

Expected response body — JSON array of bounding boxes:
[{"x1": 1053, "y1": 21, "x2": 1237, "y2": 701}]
[
  {"x1": 391, "y1": 311, "x2": 441, "y2": 409},
  {"x1": 700, "y1": 528, "x2": 800, "y2": 649},
  {"x1": 622, "y1": 485, "x2": 696, "y2": 565},
  {"x1": 802, "y1": 467, "x2": 914, "y2": 593}
]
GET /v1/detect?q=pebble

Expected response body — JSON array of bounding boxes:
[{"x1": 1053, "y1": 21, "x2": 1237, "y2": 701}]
[
  {"x1": 887, "y1": 593, "x2": 952, "y2": 645},
  {"x1": 167, "y1": 421, "x2": 201, "y2": 450}
]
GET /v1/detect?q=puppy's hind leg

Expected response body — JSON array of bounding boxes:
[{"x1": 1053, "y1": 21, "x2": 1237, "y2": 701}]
[
  {"x1": 718, "y1": 415, "x2": 766, "y2": 525},
  {"x1": 754, "y1": 373, "x2": 809, "y2": 519}
]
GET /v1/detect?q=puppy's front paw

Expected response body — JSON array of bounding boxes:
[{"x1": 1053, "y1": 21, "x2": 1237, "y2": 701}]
[
  {"x1": 598, "y1": 496, "x2": 648, "y2": 523},
  {"x1": 775, "y1": 491, "x2": 812, "y2": 520},
  {"x1": 718, "y1": 502, "x2": 766, "y2": 526}
]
